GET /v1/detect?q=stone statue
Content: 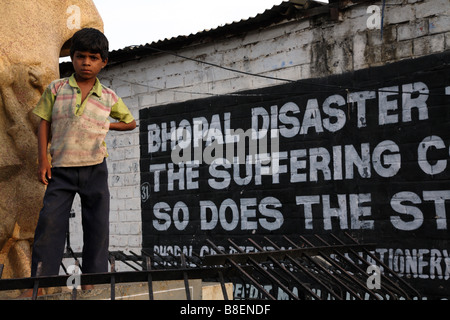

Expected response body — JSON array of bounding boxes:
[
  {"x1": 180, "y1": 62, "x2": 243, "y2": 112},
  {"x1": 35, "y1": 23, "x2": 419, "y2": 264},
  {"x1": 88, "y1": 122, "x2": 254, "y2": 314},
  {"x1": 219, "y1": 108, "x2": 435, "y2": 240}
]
[{"x1": 0, "y1": 0, "x2": 103, "y2": 282}]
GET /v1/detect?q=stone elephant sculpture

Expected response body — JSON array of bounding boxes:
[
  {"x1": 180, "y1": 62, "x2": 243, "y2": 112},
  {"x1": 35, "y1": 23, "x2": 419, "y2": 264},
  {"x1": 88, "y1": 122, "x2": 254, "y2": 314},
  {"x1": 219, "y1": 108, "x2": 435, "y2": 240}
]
[{"x1": 0, "y1": 0, "x2": 103, "y2": 284}]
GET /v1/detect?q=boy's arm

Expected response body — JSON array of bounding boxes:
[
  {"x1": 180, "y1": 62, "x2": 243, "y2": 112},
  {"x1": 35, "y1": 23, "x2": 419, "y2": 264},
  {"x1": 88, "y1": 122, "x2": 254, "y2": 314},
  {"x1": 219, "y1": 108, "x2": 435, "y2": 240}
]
[
  {"x1": 109, "y1": 119, "x2": 136, "y2": 131},
  {"x1": 109, "y1": 97, "x2": 136, "y2": 131},
  {"x1": 37, "y1": 119, "x2": 52, "y2": 185}
]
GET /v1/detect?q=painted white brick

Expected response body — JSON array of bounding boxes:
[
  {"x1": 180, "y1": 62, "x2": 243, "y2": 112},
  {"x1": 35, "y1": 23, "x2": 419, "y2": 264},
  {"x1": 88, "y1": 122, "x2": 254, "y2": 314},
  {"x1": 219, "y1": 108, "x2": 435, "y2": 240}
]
[
  {"x1": 139, "y1": 93, "x2": 156, "y2": 108},
  {"x1": 110, "y1": 235, "x2": 128, "y2": 247},
  {"x1": 109, "y1": 174, "x2": 125, "y2": 187},
  {"x1": 413, "y1": 33, "x2": 445, "y2": 56},
  {"x1": 346, "y1": 2, "x2": 371, "y2": 19},
  {"x1": 117, "y1": 186, "x2": 135, "y2": 199},
  {"x1": 273, "y1": 65, "x2": 303, "y2": 82},
  {"x1": 293, "y1": 30, "x2": 315, "y2": 47},
  {"x1": 348, "y1": 13, "x2": 370, "y2": 34},
  {"x1": 115, "y1": 85, "x2": 132, "y2": 98},
  {"x1": 131, "y1": 83, "x2": 148, "y2": 95},
  {"x1": 124, "y1": 198, "x2": 140, "y2": 210},
  {"x1": 446, "y1": 32, "x2": 450, "y2": 50},
  {"x1": 386, "y1": 5, "x2": 415, "y2": 25},
  {"x1": 109, "y1": 210, "x2": 119, "y2": 223},
  {"x1": 128, "y1": 235, "x2": 142, "y2": 247},
  {"x1": 155, "y1": 89, "x2": 176, "y2": 105},
  {"x1": 110, "y1": 133, "x2": 136, "y2": 148},
  {"x1": 125, "y1": 146, "x2": 140, "y2": 160},
  {"x1": 145, "y1": 70, "x2": 166, "y2": 88},
  {"x1": 106, "y1": 147, "x2": 125, "y2": 162},
  {"x1": 110, "y1": 197, "x2": 126, "y2": 211},
  {"x1": 165, "y1": 74, "x2": 185, "y2": 89},
  {"x1": 121, "y1": 96, "x2": 139, "y2": 110},
  {"x1": 353, "y1": 32, "x2": 368, "y2": 70},
  {"x1": 429, "y1": 15, "x2": 450, "y2": 34},
  {"x1": 395, "y1": 40, "x2": 413, "y2": 59},
  {"x1": 397, "y1": 20, "x2": 428, "y2": 41},
  {"x1": 124, "y1": 173, "x2": 140, "y2": 187},
  {"x1": 416, "y1": 0, "x2": 450, "y2": 18}
]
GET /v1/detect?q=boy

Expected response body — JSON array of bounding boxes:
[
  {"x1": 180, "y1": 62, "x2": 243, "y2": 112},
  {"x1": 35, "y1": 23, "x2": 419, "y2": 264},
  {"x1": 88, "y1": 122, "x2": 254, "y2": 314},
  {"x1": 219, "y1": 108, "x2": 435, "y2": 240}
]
[{"x1": 30, "y1": 28, "x2": 136, "y2": 283}]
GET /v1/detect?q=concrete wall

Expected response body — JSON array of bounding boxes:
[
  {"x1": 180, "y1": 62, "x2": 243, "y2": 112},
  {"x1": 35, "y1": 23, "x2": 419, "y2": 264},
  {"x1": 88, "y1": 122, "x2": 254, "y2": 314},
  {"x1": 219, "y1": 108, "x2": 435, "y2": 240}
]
[{"x1": 65, "y1": 0, "x2": 450, "y2": 274}]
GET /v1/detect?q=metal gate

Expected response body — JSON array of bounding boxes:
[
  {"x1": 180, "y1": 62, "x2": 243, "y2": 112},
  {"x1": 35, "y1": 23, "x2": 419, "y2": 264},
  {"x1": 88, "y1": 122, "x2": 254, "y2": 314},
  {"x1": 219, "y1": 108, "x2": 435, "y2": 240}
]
[{"x1": 0, "y1": 232, "x2": 421, "y2": 300}]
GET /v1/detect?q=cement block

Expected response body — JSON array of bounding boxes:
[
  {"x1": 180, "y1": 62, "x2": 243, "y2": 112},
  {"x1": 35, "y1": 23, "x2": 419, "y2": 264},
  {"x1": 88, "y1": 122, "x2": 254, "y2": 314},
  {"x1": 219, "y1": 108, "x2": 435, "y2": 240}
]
[{"x1": 202, "y1": 282, "x2": 233, "y2": 300}]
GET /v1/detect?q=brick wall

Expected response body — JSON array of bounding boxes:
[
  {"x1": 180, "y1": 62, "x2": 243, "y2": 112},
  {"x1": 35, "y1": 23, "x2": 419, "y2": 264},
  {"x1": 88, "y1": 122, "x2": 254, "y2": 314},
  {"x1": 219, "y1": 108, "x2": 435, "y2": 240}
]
[{"x1": 66, "y1": 0, "x2": 450, "y2": 277}]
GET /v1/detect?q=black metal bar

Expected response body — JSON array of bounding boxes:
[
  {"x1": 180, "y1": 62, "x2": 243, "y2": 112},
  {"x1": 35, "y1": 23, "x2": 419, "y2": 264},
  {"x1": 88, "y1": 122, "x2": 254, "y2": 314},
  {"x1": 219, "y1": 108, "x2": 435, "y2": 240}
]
[
  {"x1": 283, "y1": 236, "x2": 363, "y2": 300},
  {"x1": 71, "y1": 260, "x2": 80, "y2": 300},
  {"x1": 203, "y1": 242, "x2": 373, "y2": 266},
  {"x1": 110, "y1": 255, "x2": 115, "y2": 300},
  {"x1": 60, "y1": 262, "x2": 68, "y2": 275},
  {"x1": 182, "y1": 253, "x2": 202, "y2": 268},
  {"x1": 167, "y1": 250, "x2": 184, "y2": 268},
  {"x1": 298, "y1": 235, "x2": 373, "y2": 300},
  {"x1": 180, "y1": 253, "x2": 191, "y2": 300},
  {"x1": 226, "y1": 257, "x2": 276, "y2": 300},
  {"x1": 129, "y1": 251, "x2": 145, "y2": 269},
  {"x1": 218, "y1": 271, "x2": 228, "y2": 300},
  {"x1": 248, "y1": 238, "x2": 319, "y2": 300},
  {"x1": 141, "y1": 249, "x2": 164, "y2": 270},
  {"x1": 153, "y1": 250, "x2": 175, "y2": 268},
  {"x1": 313, "y1": 234, "x2": 383, "y2": 300},
  {"x1": 145, "y1": 256, "x2": 154, "y2": 300},
  {"x1": 0, "y1": 266, "x2": 232, "y2": 291},
  {"x1": 206, "y1": 239, "x2": 276, "y2": 300},
  {"x1": 32, "y1": 262, "x2": 42, "y2": 300},
  {"x1": 228, "y1": 239, "x2": 300, "y2": 300},
  {"x1": 65, "y1": 231, "x2": 81, "y2": 269},
  {"x1": 113, "y1": 251, "x2": 141, "y2": 271},
  {"x1": 229, "y1": 238, "x2": 299, "y2": 300},
  {"x1": 328, "y1": 233, "x2": 409, "y2": 299},
  {"x1": 263, "y1": 236, "x2": 343, "y2": 300},
  {"x1": 205, "y1": 239, "x2": 226, "y2": 254}
]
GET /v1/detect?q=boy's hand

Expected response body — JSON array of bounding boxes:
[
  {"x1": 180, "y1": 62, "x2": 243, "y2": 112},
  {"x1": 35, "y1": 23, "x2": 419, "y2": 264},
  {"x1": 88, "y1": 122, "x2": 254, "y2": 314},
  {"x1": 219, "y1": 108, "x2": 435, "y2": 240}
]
[
  {"x1": 38, "y1": 162, "x2": 52, "y2": 185},
  {"x1": 37, "y1": 119, "x2": 51, "y2": 185}
]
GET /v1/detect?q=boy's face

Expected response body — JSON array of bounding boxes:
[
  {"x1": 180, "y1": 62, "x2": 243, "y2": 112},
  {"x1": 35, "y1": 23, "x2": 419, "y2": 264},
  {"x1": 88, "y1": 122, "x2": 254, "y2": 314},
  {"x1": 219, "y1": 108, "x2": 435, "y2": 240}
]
[{"x1": 71, "y1": 51, "x2": 107, "y2": 81}]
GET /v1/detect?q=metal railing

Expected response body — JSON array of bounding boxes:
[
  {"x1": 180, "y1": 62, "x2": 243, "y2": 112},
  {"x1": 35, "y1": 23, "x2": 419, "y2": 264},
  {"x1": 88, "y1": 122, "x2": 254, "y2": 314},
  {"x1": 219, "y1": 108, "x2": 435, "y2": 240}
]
[{"x1": 0, "y1": 232, "x2": 422, "y2": 300}]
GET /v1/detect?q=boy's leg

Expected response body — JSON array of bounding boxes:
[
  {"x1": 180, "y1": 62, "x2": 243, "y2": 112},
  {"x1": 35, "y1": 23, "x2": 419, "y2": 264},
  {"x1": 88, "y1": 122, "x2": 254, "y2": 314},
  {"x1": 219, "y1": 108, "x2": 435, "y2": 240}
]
[
  {"x1": 31, "y1": 167, "x2": 76, "y2": 277},
  {"x1": 79, "y1": 159, "x2": 110, "y2": 274}
]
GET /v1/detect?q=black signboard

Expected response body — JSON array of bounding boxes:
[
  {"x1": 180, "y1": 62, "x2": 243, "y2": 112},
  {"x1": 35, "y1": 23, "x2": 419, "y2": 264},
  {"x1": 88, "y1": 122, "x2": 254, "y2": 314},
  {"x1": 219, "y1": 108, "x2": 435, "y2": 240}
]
[{"x1": 139, "y1": 52, "x2": 450, "y2": 299}]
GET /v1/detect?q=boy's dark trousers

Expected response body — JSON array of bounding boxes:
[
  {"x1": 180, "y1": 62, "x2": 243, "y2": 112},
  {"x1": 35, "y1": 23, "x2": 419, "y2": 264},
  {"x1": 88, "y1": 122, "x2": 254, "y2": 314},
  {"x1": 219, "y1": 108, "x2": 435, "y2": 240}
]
[{"x1": 31, "y1": 159, "x2": 110, "y2": 277}]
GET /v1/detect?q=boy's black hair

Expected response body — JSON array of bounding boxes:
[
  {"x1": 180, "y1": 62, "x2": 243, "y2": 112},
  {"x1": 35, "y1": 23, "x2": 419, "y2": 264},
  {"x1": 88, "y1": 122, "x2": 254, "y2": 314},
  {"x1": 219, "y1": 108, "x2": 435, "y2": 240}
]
[{"x1": 70, "y1": 28, "x2": 109, "y2": 61}]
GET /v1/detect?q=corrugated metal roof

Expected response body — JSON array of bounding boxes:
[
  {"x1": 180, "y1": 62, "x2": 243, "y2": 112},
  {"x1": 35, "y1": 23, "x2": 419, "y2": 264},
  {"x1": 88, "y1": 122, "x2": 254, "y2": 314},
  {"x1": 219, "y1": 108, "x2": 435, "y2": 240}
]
[
  {"x1": 108, "y1": 1, "x2": 327, "y2": 61},
  {"x1": 60, "y1": 0, "x2": 330, "y2": 73}
]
